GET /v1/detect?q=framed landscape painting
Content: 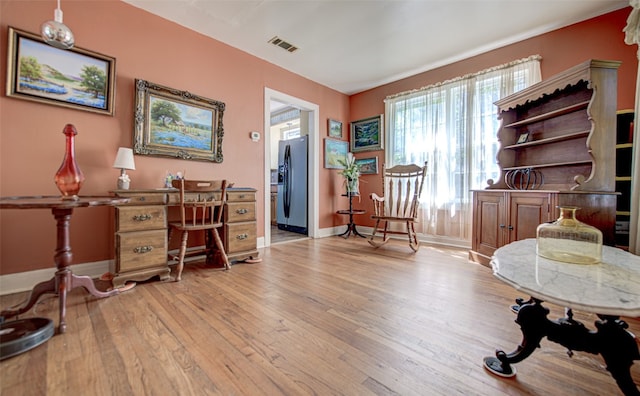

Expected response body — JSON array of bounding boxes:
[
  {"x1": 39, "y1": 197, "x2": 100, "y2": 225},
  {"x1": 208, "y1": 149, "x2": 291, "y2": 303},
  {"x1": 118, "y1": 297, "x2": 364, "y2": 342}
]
[
  {"x1": 324, "y1": 138, "x2": 348, "y2": 169},
  {"x1": 350, "y1": 115, "x2": 384, "y2": 152},
  {"x1": 328, "y1": 118, "x2": 342, "y2": 138},
  {"x1": 133, "y1": 79, "x2": 226, "y2": 162},
  {"x1": 355, "y1": 157, "x2": 379, "y2": 174},
  {"x1": 6, "y1": 27, "x2": 116, "y2": 116}
]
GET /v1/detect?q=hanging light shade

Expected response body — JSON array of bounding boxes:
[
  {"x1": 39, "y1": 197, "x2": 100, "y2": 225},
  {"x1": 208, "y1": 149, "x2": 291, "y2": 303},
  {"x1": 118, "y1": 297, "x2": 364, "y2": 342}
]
[{"x1": 41, "y1": 0, "x2": 74, "y2": 50}]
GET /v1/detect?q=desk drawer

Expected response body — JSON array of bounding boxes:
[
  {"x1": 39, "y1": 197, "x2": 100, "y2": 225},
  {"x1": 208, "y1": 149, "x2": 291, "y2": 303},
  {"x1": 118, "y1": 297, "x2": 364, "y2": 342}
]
[
  {"x1": 225, "y1": 201, "x2": 256, "y2": 223},
  {"x1": 116, "y1": 229, "x2": 167, "y2": 272},
  {"x1": 228, "y1": 191, "x2": 256, "y2": 202},
  {"x1": 117, "y1": 193, "x2": 167, "y2": 206},
  {"x1": 225, "y1": 222, "x2": 257, "y2": 254},
  {"x1": 117, "y1": 206, "x2": 166, "y2": 232}
]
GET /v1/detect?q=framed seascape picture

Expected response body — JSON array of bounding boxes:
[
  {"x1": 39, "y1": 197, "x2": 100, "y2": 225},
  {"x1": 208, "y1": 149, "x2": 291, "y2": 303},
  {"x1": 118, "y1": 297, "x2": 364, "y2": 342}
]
[
  {"x1": 328, "y1": 118, "x2": 343, "y2": 138},
  {"x1": 6, "y1": 27, "x2": 116, "y2": 116},
  {"x1": 350, "y1": 114, "x2": 384, "y2": 152},
  {"x1": 133, "y1": 79, "x2": 225, "y2": 162},
  {"x1": 355, "y1": 157, "x2": 379, "y2": 174},
  {"x1": 324, "y1": 138, "x2": 348, "y2": 169}
]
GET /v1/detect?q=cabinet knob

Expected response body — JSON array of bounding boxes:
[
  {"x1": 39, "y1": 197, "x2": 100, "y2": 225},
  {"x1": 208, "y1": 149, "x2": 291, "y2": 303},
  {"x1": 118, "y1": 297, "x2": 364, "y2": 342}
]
[
  {"x1": 133, "y1": 246, "x2": 153, "y2": 254},
  {"x1": 133, "y1": 214, "x2": 152, "y2": 221},
  {"x1": 236, "y1": 233, "x2": 248, "y2": 240},
  {"x1": 499, "y1": 224, "x2": 505, "y2": 229},
  {"x1": 236, "y1": 208, "x2": 248, "y2": 215},
  {"x1": 508, "y1": 225, "x2": 514, "y2": 230}
]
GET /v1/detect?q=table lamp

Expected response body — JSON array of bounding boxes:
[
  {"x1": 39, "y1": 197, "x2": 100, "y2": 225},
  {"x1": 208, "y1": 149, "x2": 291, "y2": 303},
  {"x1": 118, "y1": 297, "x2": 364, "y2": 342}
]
[{"x1": 113, "y1": 147, "x2": 135, "y2": 190}]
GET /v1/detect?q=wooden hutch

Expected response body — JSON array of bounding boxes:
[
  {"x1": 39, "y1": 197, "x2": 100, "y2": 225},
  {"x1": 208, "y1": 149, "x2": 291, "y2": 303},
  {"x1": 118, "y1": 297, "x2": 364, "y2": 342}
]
[{"x1": 469, "y1": 59, "x2": 620, "y2": 266}]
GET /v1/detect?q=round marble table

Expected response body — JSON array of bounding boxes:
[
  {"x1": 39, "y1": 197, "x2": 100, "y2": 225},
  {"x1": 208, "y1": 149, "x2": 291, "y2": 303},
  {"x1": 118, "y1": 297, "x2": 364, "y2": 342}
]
[{"x1": 484, "y1": 239, "x2": 640, "y2": 395}]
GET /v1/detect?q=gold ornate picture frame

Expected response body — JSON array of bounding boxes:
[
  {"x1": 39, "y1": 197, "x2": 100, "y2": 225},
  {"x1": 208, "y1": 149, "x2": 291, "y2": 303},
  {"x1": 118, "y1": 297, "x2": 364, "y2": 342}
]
[{"x1": 133, "y1": 79, "x2": 225, "y2": 162}]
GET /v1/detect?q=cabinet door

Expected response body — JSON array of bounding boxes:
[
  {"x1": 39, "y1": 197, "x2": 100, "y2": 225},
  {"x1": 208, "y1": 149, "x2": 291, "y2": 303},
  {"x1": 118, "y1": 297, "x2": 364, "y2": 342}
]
[
  {"x1": 473, "y1": 191, "x2": 506, "y2": 258},
  {"x1": 507, "y1": 192, "x2": 554, "y2": 243}
]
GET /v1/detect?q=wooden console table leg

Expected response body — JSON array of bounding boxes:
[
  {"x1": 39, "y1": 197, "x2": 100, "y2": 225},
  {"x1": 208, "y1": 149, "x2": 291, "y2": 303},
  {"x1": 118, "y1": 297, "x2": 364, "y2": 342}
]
[
  {"x1": 52, "y1": 207, "x2": 118, "y2": 334},
  {"x1": 0, "y1": 277, "x2": 56, "y2": 319}
]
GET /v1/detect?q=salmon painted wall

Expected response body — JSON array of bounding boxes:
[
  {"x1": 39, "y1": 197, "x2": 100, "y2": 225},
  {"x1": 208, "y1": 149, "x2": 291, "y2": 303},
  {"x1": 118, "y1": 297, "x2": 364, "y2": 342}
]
[
  {"x1": 349, "y1": 7, "x2": 638, "y2": 224},
  {"x1": 0, "y1": 0, "x2": 349, "y2": 275}
]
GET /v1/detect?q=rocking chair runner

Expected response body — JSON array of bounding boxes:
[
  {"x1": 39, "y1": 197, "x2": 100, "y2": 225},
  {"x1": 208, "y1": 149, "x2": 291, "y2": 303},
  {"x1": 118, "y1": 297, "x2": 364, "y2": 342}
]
[{"x1": 368, "y1": 161, "x2": 427, "y2": 252}]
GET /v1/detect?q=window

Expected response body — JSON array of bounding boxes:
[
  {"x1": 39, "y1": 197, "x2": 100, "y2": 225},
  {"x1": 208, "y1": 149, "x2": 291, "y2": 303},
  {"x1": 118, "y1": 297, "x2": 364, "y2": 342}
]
[{"x1": 385, "y1": 56, "x2": 541, "y2": 246}]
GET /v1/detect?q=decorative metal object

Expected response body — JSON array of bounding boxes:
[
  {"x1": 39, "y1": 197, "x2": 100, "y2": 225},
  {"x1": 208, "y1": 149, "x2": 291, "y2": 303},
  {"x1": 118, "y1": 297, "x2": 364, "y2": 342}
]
[{"x1": 505, "y1": 168, "x2": 544, "y2": 190}]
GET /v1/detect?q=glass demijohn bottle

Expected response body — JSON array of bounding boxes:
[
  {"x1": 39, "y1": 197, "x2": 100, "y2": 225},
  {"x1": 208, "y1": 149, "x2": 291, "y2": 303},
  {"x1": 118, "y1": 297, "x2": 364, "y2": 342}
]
[
  {"x1": 54, "y1": 124, "x2": 85, "y2": 200},
  {"x1": 536, "y1": 206, "x2": 603, "y2": 264}
]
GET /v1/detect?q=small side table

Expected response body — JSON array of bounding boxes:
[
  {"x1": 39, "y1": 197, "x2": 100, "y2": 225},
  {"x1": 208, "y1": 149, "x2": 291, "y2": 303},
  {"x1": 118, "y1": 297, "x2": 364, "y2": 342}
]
[{"x1": 337, "y1": 193, "x2": 366, "y2": 238}]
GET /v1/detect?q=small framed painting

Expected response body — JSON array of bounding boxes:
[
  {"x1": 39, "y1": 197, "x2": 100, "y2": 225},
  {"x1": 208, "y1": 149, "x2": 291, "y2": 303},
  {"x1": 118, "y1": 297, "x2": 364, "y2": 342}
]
[
  {"x1": 324, "y1": 138, "x2": 348, "y2": 169},
  {"x1": 355, "y1": 157, "x2": 379, "y2": 174},
  {"x1": 516, "y1": 132, "x2": 530, "y2": 144},
  {"x1": 328, "y1": 118, "x2": 342, "y2": 138},
  {"x1": 350, "y1": 115, "x2": 384, "y2": 152}
]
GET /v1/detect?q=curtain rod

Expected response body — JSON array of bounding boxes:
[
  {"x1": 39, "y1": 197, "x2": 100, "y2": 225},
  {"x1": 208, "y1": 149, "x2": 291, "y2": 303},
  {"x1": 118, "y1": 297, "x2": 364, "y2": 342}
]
[{"x1": 385, "y1": 54, "x2": 542, "y2": 101}]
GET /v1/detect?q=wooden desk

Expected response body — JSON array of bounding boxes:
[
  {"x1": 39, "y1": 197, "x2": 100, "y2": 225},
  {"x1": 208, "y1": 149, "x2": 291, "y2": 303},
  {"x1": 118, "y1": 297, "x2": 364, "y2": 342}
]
[
  {"x1": 112, "y1": 188, "x2": 258, "y2": 287},
  {"x1": 483, "y1": 239, "x2": 640, "y2": 395},
  {"x1": 0, "y1": 195, "x2": 128, "y2": 334}
]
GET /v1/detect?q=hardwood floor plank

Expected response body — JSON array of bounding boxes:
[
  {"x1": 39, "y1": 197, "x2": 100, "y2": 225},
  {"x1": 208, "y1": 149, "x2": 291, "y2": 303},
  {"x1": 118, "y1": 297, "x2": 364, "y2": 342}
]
[{"x1": 1, "y1": 237, "x2": 638, "y2": 395}]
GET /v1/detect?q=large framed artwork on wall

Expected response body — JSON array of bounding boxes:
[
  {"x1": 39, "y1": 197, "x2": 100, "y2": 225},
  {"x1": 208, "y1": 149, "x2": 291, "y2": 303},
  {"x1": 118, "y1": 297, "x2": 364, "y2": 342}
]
[
  {"x1": 133, "y1": 79, "x2": 226, "y2": 162},
  {"x1": 5, "y1": 27, "x2": 116, "y2": 116}
]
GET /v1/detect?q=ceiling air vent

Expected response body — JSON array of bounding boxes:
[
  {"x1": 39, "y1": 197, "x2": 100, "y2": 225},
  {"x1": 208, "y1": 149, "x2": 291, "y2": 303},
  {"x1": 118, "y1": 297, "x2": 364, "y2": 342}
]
[{"x1": 268, "y1": 36, "x2": 298, "y2": 53}]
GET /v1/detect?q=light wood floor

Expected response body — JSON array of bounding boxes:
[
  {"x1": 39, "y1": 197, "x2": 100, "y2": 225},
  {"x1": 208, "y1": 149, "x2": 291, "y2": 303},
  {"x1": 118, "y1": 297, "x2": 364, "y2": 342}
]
[{"x1": 1, "y1": 237, "x2": 638, "y2": 395}]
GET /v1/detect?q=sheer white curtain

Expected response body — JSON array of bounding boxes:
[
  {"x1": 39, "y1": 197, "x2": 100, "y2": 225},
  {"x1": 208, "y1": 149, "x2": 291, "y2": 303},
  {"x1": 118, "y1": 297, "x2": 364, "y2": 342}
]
[{"x1": 385, "y1": 56, "x2": 541, "y2": 247}]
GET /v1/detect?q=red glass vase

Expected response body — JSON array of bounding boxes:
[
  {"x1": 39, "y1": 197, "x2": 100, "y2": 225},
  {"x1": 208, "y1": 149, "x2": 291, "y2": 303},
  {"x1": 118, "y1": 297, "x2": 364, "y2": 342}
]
[{"x1": 54, "y1": 124, "x2": 85, "y2": 200}]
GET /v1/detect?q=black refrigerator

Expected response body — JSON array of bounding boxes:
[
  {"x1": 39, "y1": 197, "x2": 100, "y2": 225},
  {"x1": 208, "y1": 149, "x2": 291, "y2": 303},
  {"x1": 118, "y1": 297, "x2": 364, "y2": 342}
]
[{"x1": 277, "y1": 135, "x2": 308, "y2": 234}]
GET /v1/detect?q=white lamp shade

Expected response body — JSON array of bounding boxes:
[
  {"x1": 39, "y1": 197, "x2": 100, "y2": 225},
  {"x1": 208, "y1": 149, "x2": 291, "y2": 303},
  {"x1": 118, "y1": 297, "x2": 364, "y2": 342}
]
[{"x1": 113, "y1": 147, "x2": 136, "y2": 170}]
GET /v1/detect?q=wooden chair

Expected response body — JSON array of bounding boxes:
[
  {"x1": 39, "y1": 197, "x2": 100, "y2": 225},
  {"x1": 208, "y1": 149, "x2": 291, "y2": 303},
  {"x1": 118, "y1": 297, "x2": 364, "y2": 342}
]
[
  {"x1": 368, "y1": 162, "x2": 428, "y2": 252},
  {"x1": 168, "y1": 179, "x2": 229, "y2": 281}
]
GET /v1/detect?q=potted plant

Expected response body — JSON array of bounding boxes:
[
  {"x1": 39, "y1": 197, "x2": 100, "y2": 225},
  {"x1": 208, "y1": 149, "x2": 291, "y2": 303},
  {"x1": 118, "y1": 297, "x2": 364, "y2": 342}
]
[{"x1": 337, "y1": 153, "x2": 361, "y2": 195}]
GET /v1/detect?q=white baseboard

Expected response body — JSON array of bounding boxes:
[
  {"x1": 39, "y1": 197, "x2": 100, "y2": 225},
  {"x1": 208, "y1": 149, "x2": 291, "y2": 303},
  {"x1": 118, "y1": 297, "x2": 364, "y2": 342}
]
[
  {"x1": 0, "y1": 230, "x2": 468, "y2": 296},
  {"x1": 0, "y1": 260, "x2": 112, "y2": 296}
]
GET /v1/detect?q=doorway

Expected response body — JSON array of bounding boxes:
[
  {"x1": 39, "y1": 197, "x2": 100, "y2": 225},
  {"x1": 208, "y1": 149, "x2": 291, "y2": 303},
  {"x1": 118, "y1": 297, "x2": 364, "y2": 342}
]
[{"x1": 263, "y1": 88, "x2": 319, "y2": 247}]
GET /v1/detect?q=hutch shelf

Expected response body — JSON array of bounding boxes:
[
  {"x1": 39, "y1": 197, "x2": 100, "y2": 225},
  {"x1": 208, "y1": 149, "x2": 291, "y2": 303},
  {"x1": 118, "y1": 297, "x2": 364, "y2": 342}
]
[{"x1": 470, "y1": 59, "x2": 620, "y2": 266}]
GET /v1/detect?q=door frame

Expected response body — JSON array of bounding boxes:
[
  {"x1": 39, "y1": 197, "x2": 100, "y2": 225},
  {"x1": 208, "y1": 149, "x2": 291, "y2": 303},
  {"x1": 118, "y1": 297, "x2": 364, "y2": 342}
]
[{"x1": 263, "y1": 87, "x2": 319, "y2": 246}]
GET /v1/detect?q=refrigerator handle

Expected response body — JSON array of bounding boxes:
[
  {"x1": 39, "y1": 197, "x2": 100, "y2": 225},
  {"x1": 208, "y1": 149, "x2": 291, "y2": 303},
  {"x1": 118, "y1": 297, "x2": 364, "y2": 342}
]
[{"x1": 284, "y1": 144, "x2": 291, "y2": 218}]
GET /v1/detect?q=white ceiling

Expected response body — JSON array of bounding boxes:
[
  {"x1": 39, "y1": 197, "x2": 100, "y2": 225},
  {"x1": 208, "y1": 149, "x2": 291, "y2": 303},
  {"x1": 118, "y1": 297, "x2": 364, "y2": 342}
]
[{"x1": 122, "y1": 0, "x2": 628, "y2": 95}]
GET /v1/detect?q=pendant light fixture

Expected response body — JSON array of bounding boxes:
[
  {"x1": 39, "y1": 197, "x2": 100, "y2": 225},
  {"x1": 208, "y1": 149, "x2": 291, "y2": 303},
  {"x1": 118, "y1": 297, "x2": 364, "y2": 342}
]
[{"x1": 40, "y1": 0, "x2": 74, "y2": 50}]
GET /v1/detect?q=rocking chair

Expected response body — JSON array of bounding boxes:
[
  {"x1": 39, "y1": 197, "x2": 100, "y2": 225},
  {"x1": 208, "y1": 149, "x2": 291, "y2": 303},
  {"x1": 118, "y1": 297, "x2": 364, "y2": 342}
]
[{"x1": 368, "y1": 161, "x2": 427, "y2": 252}]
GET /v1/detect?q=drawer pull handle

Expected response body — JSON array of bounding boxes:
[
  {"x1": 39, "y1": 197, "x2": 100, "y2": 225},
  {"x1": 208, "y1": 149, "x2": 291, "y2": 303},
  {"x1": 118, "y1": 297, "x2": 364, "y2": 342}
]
[
  {"x1": 236, "y1": 208, "x2": 248, "y2": 215},
  {"x1": 137, "y1": 197, "x2": 146, "y2": 202},
  {"x1": 238, "y1": 194, "x2": 246, "y2": 198},
  {"x1": 236, "y1": 233, "x2": 248, "y2": 240},
  {"x1": 133, "y1": 214, "x2": 152, "y2": 221},
  {"x1": 134, "y1": 246, "x2": 153, "y2": 254}
]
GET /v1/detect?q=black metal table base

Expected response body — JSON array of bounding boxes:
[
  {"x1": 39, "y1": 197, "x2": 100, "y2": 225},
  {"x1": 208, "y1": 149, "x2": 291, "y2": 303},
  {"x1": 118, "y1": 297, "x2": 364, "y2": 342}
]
[
  {"x1": 338, "y1": 223, "x2": 367, "y2": 239},
  {"x1": 483, "y1": 297, "x2": 640, "y2": 396}
]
